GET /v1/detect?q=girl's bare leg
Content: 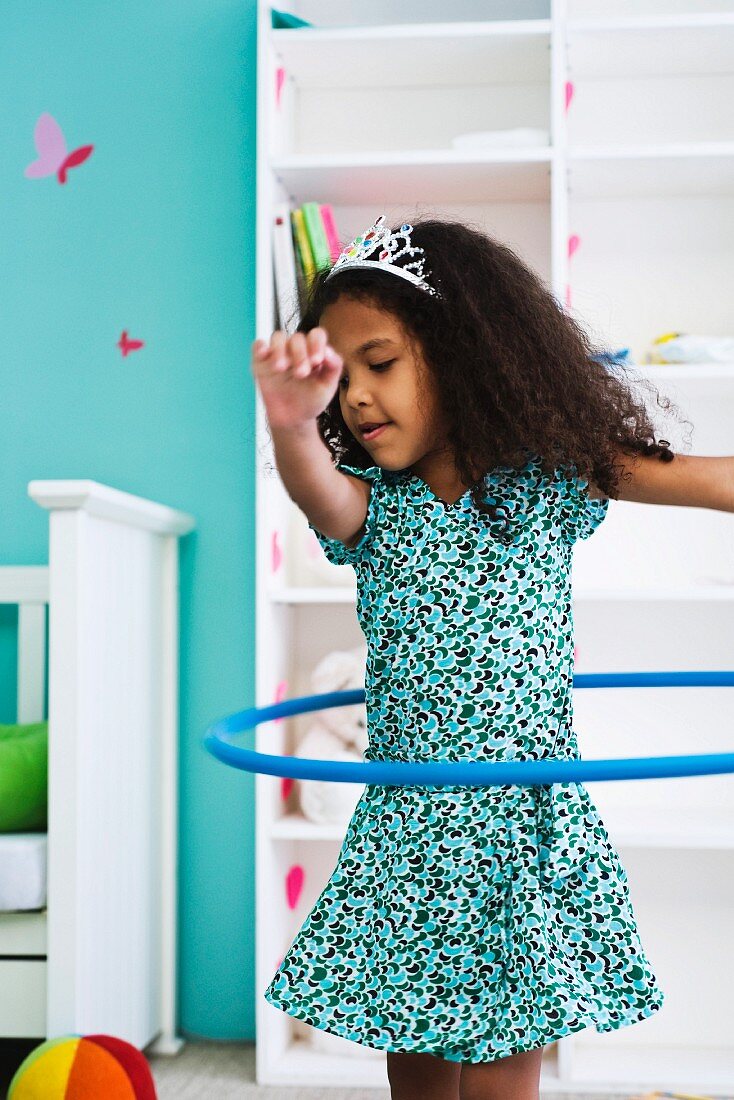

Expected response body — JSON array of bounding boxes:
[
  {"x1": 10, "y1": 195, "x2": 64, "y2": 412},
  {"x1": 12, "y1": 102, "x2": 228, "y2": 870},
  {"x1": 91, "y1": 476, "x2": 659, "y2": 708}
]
[
  {"x1": 459, "y1": 1044, "x2": 545, "y2": 1100},
  {"x1": 386, "y1": 1050, "x2": 462, "y2": 1100}
]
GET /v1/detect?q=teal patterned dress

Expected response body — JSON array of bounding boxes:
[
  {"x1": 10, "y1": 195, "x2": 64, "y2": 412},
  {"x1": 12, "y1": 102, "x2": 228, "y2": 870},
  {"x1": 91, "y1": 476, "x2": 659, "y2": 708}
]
[{"x1": 263, "y1": 452, "x2": 666, "y2": 1063}]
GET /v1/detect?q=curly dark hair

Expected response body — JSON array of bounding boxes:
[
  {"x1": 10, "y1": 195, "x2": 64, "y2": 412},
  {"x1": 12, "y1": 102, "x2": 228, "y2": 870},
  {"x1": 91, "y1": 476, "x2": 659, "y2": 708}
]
[{"x1": 294, "y1": 215, "x2": 690, "y2": 541}]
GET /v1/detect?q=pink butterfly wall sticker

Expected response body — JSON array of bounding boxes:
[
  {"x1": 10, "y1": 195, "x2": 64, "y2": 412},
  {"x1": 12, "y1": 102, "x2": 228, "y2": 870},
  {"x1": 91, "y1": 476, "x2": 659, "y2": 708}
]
[
  {"x1": 118, "y1": 330, "x2": 145, "y2": 357},
  {"x1": 25, "y1": 112, "x2": 94, "y2": 184}
]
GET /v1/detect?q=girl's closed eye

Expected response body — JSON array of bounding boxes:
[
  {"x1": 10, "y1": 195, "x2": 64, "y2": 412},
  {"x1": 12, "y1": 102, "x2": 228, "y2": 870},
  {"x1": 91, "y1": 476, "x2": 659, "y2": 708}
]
[{"x1": 339, "y1": 359, "x2": 395, "y2": 387}]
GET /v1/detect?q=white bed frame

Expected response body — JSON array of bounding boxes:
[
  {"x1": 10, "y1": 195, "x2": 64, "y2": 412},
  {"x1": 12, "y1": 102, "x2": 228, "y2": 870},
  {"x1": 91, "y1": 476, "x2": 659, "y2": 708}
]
[{"x1": 0, "y1": 480, "x2": 195, "y2": 1054}]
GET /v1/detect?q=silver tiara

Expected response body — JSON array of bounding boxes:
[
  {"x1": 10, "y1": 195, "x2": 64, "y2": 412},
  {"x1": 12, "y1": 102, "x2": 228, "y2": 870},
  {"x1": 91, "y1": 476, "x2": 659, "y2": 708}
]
[{"x1": 324, "y1": 214, "x2": 442, "y2": 299}]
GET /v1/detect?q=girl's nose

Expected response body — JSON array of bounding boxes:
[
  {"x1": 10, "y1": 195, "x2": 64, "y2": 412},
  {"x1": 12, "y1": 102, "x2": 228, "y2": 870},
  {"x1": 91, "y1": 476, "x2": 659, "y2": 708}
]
[{"x1": 345, "y1": 384, "x2": 374, "y2": 406}]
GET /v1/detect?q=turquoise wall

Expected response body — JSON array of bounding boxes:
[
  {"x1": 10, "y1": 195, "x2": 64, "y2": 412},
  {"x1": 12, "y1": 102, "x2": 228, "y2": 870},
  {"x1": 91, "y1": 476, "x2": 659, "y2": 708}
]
[{"x1": 1, "y1": 1, "x2": 258, "y2": 1039}]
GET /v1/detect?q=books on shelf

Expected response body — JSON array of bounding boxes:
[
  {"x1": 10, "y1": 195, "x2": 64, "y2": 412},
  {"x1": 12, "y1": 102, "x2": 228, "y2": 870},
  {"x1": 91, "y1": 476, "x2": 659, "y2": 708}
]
[{"x1": 272, "y1": 202, "x2": 343, "y2": 334}]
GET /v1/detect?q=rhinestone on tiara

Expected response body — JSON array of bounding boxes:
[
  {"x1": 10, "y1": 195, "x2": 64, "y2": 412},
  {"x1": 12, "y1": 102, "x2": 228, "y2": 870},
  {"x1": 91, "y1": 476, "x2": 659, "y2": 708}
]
[{"x1": 324, "y1": 214, "x2": 442, "y2": 299}]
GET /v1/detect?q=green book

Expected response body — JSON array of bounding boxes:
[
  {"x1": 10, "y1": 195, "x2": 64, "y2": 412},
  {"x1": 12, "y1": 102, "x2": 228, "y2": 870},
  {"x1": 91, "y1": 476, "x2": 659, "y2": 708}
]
[{"x1": 302, "y1": 202, "x2": 332, "y2": 273}]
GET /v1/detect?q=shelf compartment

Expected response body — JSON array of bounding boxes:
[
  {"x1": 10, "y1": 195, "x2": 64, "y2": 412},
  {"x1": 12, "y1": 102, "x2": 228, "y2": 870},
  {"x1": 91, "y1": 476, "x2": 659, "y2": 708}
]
[
  {"x1": 565, "y1": 12, "x2": 734, "y2": 151},
  {"x1": 565, "y1": 180, "x2": 734, "y2": 361},
  {"x1": 0, "y1": 960, "x2": 46, "y2": 1037},
  {"x1": 567, "y1": 78, "x2": 734, "y2": 149},
  {"x1": 572, "y1": 496, "x2": 734, "y2": 594},
  {"x1": 566, "y1": 15, "x2": 734, "y2": 79},
  {"x1": 270, "y1": 21, "x2": 551, "y2": 160},
  {"x1": 573, "y1": 685, "x2": 733, "y2": 849},
  {"x1": 567, "y1": 849, "x2": 734, "y2": 1090},
  {"x1": 567, "y1": 147, "x2": 734, "y2": 198}
]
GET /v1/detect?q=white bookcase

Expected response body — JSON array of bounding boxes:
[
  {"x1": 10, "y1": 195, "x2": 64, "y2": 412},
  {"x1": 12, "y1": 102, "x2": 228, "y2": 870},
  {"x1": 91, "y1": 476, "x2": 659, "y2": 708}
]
[{"x1": 254, "y1": 0, "x2": 734, "y2": 1091}]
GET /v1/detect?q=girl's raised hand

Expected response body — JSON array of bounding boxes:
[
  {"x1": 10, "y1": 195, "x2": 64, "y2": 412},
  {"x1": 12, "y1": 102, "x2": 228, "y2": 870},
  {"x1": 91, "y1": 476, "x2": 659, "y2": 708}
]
[{"x1": 251, "y1": 327, "x2": 343, "y2": 430}]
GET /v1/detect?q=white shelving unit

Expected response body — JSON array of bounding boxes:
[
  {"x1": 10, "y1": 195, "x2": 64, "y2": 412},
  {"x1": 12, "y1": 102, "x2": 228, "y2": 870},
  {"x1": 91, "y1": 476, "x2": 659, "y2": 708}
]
[{"x1": 255, "y1": 0, "x2": 734, "y2": 1091}]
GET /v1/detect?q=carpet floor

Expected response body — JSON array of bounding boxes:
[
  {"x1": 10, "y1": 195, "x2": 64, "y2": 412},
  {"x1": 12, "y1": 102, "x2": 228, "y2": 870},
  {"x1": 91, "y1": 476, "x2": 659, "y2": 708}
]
[{"x1": 3, "y1": 1037, "x2": 732, "y2": 1099}]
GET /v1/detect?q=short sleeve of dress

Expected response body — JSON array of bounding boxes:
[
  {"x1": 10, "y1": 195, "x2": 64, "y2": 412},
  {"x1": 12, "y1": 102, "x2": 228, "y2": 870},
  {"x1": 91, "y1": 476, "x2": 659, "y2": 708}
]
[
  {"x1": 307, "y1": 463, "x2": 385, "y2": 567},
  {"x1": 549, "y1": 461, "x2": 610, "y2": 545}
]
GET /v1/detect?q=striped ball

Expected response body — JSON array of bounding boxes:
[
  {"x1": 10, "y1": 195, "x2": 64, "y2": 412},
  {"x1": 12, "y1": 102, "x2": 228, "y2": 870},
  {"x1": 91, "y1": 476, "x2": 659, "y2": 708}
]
[{"x1": 8, "y1": 1034, "x2": 157, "y2": 1099}]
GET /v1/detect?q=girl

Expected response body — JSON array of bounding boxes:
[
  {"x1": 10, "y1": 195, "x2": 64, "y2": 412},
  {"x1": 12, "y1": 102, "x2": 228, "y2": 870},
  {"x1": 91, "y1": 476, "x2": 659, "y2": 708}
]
[{"x1": 251, "y1": 214, "x2": 734, "y2": 1100}]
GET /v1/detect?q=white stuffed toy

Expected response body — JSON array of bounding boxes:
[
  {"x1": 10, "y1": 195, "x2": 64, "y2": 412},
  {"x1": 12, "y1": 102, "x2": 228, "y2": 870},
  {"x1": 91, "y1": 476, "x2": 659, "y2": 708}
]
[
  {"x1": 296, "y1": 644, "x2": 369, "y2": 826},
  {"x1": 292, "y1": 642, "x2": 385, "y2": 1056},
  {"x1": 295, "y1": 645, "x2": 384, "y2": 1060}
]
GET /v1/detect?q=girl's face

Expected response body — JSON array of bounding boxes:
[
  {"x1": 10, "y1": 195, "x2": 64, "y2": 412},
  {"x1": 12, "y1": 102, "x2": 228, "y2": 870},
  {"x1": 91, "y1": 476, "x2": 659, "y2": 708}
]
[{"x1": 320, "y1": 295, "x2": 451, "y2": 475}]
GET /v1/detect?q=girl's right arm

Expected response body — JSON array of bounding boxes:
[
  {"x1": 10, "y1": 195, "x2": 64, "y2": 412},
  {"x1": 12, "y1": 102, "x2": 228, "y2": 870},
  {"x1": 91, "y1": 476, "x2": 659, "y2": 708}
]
[{"x1": 251, "y1": 328, "x2": 371, "y2": 546}]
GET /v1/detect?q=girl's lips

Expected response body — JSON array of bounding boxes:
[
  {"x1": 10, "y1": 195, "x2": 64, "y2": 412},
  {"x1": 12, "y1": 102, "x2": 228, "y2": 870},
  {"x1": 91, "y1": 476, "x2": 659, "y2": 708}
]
[{"x1": 361, "y1": 422, "x2": 391, "y2": 441}]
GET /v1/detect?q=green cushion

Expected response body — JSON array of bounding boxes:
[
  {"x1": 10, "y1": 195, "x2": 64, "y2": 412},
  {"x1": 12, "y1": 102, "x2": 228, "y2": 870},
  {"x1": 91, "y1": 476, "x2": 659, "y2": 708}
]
[{"x1": 0, "y1": 722, "x2": 48, "y2": 832}]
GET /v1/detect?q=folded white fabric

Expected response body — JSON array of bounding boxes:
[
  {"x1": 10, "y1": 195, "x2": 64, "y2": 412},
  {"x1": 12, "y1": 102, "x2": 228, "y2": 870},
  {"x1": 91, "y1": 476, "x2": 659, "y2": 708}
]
[{"x1": 0, "y1": 832, "x2": 47, "y2": 911}]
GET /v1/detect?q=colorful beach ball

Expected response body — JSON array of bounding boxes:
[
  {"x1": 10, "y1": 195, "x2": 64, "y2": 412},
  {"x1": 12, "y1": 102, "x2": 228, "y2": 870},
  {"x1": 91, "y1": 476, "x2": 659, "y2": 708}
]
[{"x1": 8, "y1": 1034, "x2": 157, "y2": 1099}]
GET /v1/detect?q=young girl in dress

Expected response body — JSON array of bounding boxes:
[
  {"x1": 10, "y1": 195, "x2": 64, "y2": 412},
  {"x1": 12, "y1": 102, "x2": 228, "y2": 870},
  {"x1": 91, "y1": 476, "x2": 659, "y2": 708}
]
[{"x1": 251, "y1": 214, "x2": 734, "y2": 1100}]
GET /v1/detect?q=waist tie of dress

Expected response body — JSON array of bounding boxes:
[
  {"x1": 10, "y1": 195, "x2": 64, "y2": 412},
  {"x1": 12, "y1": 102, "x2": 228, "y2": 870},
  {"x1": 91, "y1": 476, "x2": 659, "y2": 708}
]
[{"x1": 501, "y1": 776, "x2": 607, "y2": 887}]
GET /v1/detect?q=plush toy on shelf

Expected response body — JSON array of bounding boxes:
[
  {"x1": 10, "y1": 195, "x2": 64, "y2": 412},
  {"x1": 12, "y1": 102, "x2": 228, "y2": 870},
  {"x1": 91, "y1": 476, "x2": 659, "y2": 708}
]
[
  {"x1": 290, "y1": 643, "x2": 385, "y2": 1059},
  {"x1": 295, "y1": 644, "x2": 369, "y2": 826},
  {"x1": 647, "y1": 332, "x2": 734, "y2": 364}
]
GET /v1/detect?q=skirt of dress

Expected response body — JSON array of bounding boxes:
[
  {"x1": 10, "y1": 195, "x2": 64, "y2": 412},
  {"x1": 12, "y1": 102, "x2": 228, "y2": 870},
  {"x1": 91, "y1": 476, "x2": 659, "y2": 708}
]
[{"x1": 263, "y1": 779, "x2": 666, "y2": 1063}]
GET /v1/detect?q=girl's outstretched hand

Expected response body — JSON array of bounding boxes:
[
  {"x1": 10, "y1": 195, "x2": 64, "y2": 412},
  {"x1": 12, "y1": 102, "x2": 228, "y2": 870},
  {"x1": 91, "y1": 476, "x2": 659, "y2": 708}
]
[{"x1": 251, "y1": 327, "x2": 343, "y2": 430}]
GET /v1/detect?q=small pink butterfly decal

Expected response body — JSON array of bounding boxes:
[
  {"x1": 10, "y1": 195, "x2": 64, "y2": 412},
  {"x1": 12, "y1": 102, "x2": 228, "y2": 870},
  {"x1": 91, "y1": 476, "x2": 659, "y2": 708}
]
[
  {"x1": 275, "y1": 67, "x2": 286, "y2": 110},
  {"x1": 25, "y1": 113, "x2": 94, "y2": 185},
  {"x1": 286, "y1": 865, "x2": 304, "y2": 910},
  {"x1": 117, "y1": 331, "x2": 145, "y2": 357},
  {"x1": 273, "y1": 680, "x2": 288, "y2": 725},
  {"x1": 271, "y1": 529, "x2": 283, "y2": 573},
  {"x1": 280, "y1": 776, "x2": 294, "y2": 801}
]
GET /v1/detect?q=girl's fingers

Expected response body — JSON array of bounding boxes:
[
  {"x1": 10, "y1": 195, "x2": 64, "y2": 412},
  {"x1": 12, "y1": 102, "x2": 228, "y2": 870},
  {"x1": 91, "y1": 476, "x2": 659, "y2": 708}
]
[
  {"x1": 253, "y1": 329, "x2": 338, "y2": 378},
  {"x1": 252, "y1": 336, "x2": 275, "y2": 368},
  {"x1": 323, "y1": 345, "x2": 342, "y2": 369},
  {"x1": 306, "y1": 326, "x2": 327, "y2": 364},
  {"x1": 268, "y1": 333, "x2": 290, "y2": 371},
  {"x1": 289, "y1": 333, "x2": 313, "y2": 376}
]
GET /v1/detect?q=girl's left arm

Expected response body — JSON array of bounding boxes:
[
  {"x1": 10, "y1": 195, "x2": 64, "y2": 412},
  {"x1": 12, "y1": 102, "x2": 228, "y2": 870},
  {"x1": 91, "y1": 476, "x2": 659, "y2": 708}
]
[{"x1": 588, "y1": 452, "x2": 734, "y2": 513}]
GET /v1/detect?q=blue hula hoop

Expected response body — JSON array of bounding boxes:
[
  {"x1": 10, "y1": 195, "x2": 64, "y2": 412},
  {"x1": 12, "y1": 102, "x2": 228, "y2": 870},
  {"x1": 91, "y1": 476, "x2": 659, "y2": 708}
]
[{"x1": 203, "y1": 670, "x2": 734, "y2": 787}]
